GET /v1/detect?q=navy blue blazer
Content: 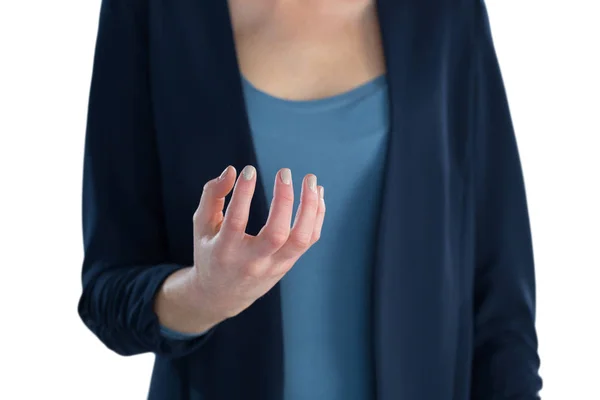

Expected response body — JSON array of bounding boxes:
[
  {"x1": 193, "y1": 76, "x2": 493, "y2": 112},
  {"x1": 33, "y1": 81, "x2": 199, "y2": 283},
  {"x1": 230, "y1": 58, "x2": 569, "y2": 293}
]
[{"x1": 78, "y1": 0, "x2": 542, "y2": 399}]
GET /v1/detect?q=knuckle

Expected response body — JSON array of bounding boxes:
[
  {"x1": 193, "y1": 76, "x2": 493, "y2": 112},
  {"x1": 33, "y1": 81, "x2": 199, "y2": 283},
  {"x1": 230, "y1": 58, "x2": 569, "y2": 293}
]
[
  {"x1": 311, "y1": 232, "x2": 321, "y2": 244},
  {"x1": 235, "y1": 185, "x2": 255, "y2": 197},
  {"x1": 243, "y1": 262, "x2": 264, "y2": 278},
  {"x1": 266, "y1": 263, "x2": 289, "y2": 278},
  {"x1": 289, "y1": 232, "x2": 312, "y2": 250},
  {"x1": 274, "y1": 191, "x2": 294, "y2": 203},
  {"x1": 265, "y1": 229, "x2": 289, "y2": 248},
  {"x1": 226, "y1": 215, "x2": 247, "y2": 232},
  {"x1": 301, "y1": 196, "x2": 318, "y2": 209}
]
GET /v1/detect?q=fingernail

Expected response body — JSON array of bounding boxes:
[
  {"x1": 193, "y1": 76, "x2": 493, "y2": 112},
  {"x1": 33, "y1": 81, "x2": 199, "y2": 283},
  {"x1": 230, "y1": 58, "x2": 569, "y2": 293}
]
[
  {"x1": 280, "y1": 168, "x2": 292, "y2": 185},
  {"x1": 319, "y1": 186, "x2": 324, "y2": 200},
  {"x1": 307, "y1": 175, "x2": 317, "y2": 192},
  {"x1": 218, "y1": 166, "x2": 230, "y2": 181},
  {"x1": 242, "y1": 165, "x2": 255, "y2": 180}
]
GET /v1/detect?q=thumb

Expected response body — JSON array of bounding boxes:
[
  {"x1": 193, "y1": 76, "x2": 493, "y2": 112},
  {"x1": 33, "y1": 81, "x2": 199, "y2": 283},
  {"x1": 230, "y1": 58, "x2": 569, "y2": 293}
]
[{"x1": 193, "y1": 165, "x2": 236, "y2": 237}]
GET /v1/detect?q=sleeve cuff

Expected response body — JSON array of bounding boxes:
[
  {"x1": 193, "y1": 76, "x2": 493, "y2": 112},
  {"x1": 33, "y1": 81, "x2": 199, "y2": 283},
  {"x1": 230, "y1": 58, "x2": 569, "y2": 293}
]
[{"x1": 159, "y1": 324, "x2": 210, "y2": 341}]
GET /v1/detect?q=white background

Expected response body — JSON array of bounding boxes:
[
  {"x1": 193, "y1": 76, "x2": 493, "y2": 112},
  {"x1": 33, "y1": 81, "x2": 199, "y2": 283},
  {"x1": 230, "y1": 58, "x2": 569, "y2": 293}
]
[{"x1": 0, "y1": 1, "x2": 598, "y2": 399}]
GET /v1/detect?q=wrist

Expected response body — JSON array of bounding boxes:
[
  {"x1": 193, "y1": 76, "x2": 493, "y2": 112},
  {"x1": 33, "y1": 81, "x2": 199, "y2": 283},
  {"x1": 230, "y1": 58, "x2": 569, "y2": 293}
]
[{"x1": 154, "y1": 266, "x2": 222, "y2": 335}]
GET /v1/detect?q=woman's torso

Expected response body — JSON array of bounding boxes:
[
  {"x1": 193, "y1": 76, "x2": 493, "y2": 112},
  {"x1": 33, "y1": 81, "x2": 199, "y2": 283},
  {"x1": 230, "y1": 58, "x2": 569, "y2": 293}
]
[{"x1": 146, "y1": 1, "x2": 476, "y2": 398}]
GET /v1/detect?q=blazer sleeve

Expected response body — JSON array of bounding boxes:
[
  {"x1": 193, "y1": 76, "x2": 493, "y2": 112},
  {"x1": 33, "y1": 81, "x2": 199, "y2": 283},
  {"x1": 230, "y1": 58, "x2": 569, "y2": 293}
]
[
  {"x1": 77, "y1": 0, "x2": 213, "y2": 358},
  {"x1": 470, "y1": 2, "x2": 543, "y2": 399}
]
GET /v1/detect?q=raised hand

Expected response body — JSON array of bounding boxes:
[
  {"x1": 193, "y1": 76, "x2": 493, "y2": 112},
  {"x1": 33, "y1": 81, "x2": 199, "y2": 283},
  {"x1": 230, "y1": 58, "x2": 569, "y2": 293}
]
[{"x1": 155, "y1": 165, "x2": 325, "y2": 334}]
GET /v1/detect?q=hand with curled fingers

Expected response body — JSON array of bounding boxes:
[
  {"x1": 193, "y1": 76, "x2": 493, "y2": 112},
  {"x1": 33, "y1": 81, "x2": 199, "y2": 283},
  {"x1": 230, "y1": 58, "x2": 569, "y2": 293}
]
[{"x1": 155, "y1": 165, "x2": 325, "y2": 335}]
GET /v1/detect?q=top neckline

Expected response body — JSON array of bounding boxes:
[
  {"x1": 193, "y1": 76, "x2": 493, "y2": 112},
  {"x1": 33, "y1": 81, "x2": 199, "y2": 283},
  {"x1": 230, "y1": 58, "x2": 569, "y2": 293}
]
[{"x1": 241, "y1": 75, "x2": 387, "y2": 112}]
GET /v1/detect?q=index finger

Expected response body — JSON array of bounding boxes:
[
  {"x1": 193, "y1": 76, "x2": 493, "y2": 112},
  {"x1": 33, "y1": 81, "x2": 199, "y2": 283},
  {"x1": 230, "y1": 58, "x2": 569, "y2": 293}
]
[{"x1": 220, "y1": 165, "x2": 258, "y2": 240}]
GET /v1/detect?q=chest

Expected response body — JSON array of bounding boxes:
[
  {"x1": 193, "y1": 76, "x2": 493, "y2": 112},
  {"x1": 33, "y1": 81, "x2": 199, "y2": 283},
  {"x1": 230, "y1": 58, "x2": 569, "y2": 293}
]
[{"x1": 228, "y1": 0, "x2": 385, "y2": 100}]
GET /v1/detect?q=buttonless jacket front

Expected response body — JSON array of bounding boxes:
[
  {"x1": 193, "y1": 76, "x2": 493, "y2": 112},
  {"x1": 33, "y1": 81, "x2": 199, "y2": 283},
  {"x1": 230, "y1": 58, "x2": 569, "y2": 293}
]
[{"x1": 78, "y1": 0, "x2": 543, "y2": 399}]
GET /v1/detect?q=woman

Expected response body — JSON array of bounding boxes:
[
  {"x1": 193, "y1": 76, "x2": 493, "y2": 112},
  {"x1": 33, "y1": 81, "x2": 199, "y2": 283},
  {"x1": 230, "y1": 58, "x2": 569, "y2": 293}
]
[{"x1": 78, "y1": 0, "x2": 542, "y2": 399}]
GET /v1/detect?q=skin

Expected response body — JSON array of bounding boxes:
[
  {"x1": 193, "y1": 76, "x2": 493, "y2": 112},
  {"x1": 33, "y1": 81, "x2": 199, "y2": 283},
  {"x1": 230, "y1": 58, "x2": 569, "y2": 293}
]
[
  {"x1": 230, "y1": 0, "x2": 385, "y2": 100},
  {"x1": 155, "y1": 0, "x2": 384, "y2": 333}
]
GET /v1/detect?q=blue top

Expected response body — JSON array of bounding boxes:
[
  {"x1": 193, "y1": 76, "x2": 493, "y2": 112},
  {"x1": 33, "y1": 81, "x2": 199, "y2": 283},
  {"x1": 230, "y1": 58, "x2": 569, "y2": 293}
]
[{"x1": 244, "y1": 76, "x2": 389, "y2": 400}]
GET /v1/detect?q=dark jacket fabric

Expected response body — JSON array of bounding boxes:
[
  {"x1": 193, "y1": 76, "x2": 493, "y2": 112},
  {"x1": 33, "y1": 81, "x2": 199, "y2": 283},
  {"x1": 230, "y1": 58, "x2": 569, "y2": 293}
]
[{"x1": 78, "y1": 0, "x2": 542, "y2": 398}]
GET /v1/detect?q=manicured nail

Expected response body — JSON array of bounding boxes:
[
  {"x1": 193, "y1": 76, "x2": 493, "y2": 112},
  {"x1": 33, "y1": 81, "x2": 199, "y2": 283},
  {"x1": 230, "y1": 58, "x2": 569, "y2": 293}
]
[
  {"x1": 307, "y1": 175, "x2": 317, "y2": 192},
  {"x1": 319, "y1": 186, "x2": 324, "y2": 200},
  {"x1": 242, "y1": 165, "x2": 255, "y2": 180},
  {"x1": 280, "y1": 168, "x2": 292, "y2": 185},
  {"x1": 218, "y1": 166, "x2": 230, "y2": 181}
]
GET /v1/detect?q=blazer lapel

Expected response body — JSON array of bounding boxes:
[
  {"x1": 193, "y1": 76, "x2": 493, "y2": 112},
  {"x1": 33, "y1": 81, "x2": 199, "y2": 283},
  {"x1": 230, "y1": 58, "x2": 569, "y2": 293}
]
[{"x1": 374, "y1": 1, "x2": 469, "y2": 399}]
